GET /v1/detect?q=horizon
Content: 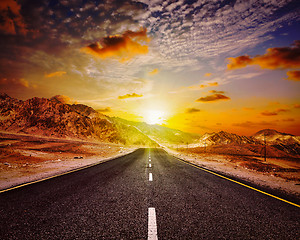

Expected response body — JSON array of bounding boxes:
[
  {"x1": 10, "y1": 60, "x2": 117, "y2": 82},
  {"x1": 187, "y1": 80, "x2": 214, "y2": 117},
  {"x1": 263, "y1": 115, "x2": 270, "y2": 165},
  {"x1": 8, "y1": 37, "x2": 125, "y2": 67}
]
[
  {"x1": 1, "y1": 92, "x2": 297, "y2": 137},
  {"x1": 0, "y1": 0, "x2": 299, "y2": 136}
]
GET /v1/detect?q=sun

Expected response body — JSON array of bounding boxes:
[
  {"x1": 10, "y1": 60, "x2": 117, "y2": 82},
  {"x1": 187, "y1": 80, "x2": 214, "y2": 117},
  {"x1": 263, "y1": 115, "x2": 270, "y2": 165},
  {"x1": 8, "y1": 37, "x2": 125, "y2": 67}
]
[{"x1": 144, "y1": 110, "x2": 165, "y2": 125}]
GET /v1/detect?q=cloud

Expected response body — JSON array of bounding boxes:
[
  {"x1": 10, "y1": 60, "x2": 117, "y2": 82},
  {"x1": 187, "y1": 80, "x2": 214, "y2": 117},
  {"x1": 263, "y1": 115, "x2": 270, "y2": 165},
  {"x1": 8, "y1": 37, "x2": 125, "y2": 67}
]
[
  {"x1": 50, "y1": 95, "x2": 72, "y2": 104},
  {"x1": 261, "y1": 111, "x2": 278, "y2": 116},
  {"x1": 134, "y1": 0, "x2": 299, "y2": 74},
  {"x1": 0, "y1": 78, "x2": 33, "y2": 89},
  {"x1": 282, "y1": 118, "x2": 294, "y2": 122},
  {"x1": 209, "y1": 90, "x2": 225, "y2": 94},
  {"x1": 97, "y1": 107, "x2": 111, "y2": 113},
  {"x1": 285, "y1": 70, "x2": 300, "y2": 81},
  {"x1": 185, "y1": 108, "x2": 201, "y2": 114},
  {"x1": 276, "y1": 108, "x2": 289, "y2": 113},
  {"x1": 45, "y1": 71, "x2": 67, "y2": 78},
  {"x1": 187, "y1": 82, "x2": 219, "y2": 90},
  {"x1": 208, "y1": 82, "x2": 218, "y2": 87},
  {"x1": 196, "y1": 93, "x2": 230, "y2": 102},
  {"x1": 148, "y1": 68, "x2": 159, "y2": 75},
  {"x1": 261, "y1": 108, "x2": 289, "y2": 116},
  {"x1": 294, "y1": 104, "x2": 300, "y2": 108},
  {"x1": 81, "y1": 28, "x2": 150, "y2": 62},
  {"x1": 227, "y1": 41, "x2": 300, "y2": 70},
  {"x1": 118, "y1": 93, "x2": 143, "y2": 99},
  {"x1": 233, "y1": 121, "x2": 274, "y2": 128},
  {"x1": 0, "y1": 0, "x2": 28, "y2": 35},
  {"x1": 204, "y1": 73, "x2": 212, "y2": 77}
]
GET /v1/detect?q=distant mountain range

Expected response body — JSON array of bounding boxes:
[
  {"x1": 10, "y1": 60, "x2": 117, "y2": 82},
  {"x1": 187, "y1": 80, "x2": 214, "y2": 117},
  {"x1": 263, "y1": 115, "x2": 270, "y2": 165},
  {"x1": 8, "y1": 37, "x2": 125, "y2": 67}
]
[
  {"x1": 0, "y1": 93, "x2": 299, "y2": 157},
  {"x1": 195, "y1": 129, "x2": 300, "y2": 157}
]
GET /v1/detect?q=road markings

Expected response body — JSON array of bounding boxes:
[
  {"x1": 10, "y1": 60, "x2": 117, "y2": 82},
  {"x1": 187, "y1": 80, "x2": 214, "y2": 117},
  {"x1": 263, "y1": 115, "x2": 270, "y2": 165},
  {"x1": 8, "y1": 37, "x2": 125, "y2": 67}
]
[
  {"x1": 148, "y1": 207, "x2": 158, "y2": 240},
  {"x1": 149, "y1": 163, "x2": 152, "y2": 168},
  {"x1": 149, "y1": 173, "x2": 153, "y2": 181},
  {"x1": 176, "y1": 157, "x2": 300, "y2": 208},
  {"x1": 149, "y1": 159, "x2": 151, "y2": 162}
]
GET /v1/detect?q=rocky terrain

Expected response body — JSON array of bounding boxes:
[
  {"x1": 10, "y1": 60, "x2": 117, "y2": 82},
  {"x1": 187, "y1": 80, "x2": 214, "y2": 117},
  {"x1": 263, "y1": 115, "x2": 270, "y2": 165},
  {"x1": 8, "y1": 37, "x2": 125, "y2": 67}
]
[
  {"x1": 0, "y1": 131, "x2": 135, "y2": 190},
  {"x1": 0, "y1": 93, "x2": 157, "y2": 146},
  {"x1": 192, "y1": 129, "x2": 300, "y2": 158},
  {"x1": 1, "y1": 93, "x2": 299, "y2": 158}
]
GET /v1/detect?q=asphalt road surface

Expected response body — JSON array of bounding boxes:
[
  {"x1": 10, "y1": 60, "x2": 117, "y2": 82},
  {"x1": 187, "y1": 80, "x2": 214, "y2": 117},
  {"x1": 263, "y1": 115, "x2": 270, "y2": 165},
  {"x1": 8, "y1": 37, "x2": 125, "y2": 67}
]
[{"x1": 0, "y1": 148, "x2": 299, "y2": 239}]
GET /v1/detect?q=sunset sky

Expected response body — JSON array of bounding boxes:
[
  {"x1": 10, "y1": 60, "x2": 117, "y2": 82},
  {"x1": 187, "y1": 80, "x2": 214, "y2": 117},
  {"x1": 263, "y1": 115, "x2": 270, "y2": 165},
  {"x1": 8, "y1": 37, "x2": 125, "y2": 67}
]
[{"x1": 0, "y1": 0, "x2": 299, "y2": 135}]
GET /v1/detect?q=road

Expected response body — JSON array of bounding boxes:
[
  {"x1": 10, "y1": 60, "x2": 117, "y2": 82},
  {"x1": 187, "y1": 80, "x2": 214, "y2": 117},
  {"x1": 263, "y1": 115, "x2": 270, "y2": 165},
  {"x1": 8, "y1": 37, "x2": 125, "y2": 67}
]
[{"x1": 0, "y1": 148, "x2": 299, "y2": 239}]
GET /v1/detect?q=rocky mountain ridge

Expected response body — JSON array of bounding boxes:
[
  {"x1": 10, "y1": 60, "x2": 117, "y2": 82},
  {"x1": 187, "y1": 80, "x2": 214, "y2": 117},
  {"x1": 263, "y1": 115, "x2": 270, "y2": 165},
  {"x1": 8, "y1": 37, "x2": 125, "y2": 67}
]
[
  {"x1": 196, "y1": 129, "x2": 300, "y2": 157},
  {"x1": 0, "y1": 93, "x2": 157, "y2": 146},
  {"x1": 0, "y1": 93, "x2": 299, "y2": 157}
]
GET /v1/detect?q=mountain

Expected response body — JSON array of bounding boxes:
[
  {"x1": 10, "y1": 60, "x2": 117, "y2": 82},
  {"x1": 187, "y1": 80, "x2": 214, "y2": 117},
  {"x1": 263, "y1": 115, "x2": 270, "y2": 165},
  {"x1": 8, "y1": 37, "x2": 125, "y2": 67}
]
[
  {"x1": 199, "y1": 131, "x2": 258, "y2": 146},
  {"x1": 0, "y1": 93, "x2": 157, "y2": 146},
  {"x1": 0, "y1": 94, "x2": 299, "y2": 156},
  {"x1": 193, "y1": 129, "x2": 300, "y2": 157},
  {"x1": 253, "y1": 129, "x2": 299, "y2": 145},
  {"x1": 253, "y1": 129, "x2": 300, "y2": 156},
  {"x1": 111, "y1": 117, "x2": 200, "y2": 145}
]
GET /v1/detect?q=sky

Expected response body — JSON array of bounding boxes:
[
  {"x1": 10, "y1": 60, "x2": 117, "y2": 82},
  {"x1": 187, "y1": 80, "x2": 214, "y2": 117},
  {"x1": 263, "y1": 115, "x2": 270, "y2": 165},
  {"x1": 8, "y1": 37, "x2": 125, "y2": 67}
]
[{"x1": 0, "y1": 0, "x2": 299, "y2": 135}]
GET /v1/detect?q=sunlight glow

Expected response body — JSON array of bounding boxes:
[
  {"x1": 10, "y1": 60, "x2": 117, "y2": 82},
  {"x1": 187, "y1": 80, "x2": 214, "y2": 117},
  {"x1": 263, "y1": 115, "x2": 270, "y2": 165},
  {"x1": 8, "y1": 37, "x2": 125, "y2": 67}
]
[{"x1": 144, "y1": 110, "x2": 166, "y2": 125}]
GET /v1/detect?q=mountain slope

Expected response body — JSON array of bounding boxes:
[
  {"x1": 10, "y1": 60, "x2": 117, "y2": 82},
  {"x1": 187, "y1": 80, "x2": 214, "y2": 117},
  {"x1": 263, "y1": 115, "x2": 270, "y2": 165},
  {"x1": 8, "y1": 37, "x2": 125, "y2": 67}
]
[
  {"x1": 199, "y1": 131, "x2": 258, "y2": 146},
  {"x1": 253, "y1": 129, "x2": 300, "y2": 145},
  {"x1": 0, "y1": 94, "x2": 299, "y2": 156},
  {"x1": 111, "y1": 117, "x2": 200, "y2": 145},
  {"x1": 193, "y1": 130, "x2": 300, "y2": 157},
  {"x1": 0, "y1": 94, "x2": 157, "y2": 146}
]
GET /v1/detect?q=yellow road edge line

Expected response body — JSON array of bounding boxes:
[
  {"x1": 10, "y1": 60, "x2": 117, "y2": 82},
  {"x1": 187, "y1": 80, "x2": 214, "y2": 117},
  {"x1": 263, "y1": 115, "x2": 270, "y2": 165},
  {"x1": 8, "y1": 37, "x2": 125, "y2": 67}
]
[
  {"x1": 0, "y1": 156, "x2": 118, "y2": 194},
  {"x1": 175, "y1": 157, "x2": 300, "y2": 208}
]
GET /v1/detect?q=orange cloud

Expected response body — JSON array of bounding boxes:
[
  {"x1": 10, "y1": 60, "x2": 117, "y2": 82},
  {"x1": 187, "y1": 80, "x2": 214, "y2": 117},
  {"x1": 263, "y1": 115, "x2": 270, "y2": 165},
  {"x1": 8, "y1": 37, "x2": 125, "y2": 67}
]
[
  {"x1": 285, "y1": 70, "x2": 300, "y2": 81},
  {"x1": 208, "y1": 82, "x2": 218, "y2": 86},
  {"x1": 227, "y1": 41, "x2": 300, "y2": 70},
  {"x1": 204, "y1": 73, "x2": 212, "y2": 77},
  {"x1": 276, "y1": 108, "x2": 289, "y2": 113},
  {"x1": 209, "y1": 90, "x2": 225, "y2": 94},
  {"x1": 294, "y1": 104, "x2": 300, "y2": 108},
  {"x1": 261, "y1": 111, "x2": 278, "y2": 116},
  {"x1": 233, "y1": 121, "x2": 274, "y2": 128},
  {"x1": 0, "y1": 0, "x2": 28, "y2": 35},
  {"x1": 118, "y1": 93, "x2": 143, "y2": 99},
  {"x1": 282, "y1": 118, "x2": 294, "y2": 122},
  {"x1": 188, "y1": 82, "x2": 219, "y2": 90},
  {"x1": 0, "y1": 78, "x2": 33, "y2": 88},
  {"x1": 81, "y1": 28, "x2": 150, "y2": 62},
  {"x1": 97, "y1": 107, "x2": 111, "y2": 113},
  {"x1": 148, "y1": 68, "x2": 159, "y2": 75},
  {"x1": 261, "y1": 108, "x2": 289, "y2": 116},
  {"x1": 227, "y1": 55, "x2": 253, "y2": 70},
  {"x1": 185, "y1": 108, "x2": 201, "y2": 113},
  {"x1": 50, "y1": 95, "x2": 72, "y2": 104},
  {"x1": 45, "y1": 71, "x2": 67, "y2": 78},
  {"x1": 196, "y1": 93, "x2": 230, "y2": 102}
]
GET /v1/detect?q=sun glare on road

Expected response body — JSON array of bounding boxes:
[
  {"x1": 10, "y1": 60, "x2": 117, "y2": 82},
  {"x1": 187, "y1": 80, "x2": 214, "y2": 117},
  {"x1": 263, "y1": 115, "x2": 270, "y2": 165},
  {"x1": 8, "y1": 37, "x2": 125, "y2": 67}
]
[{"x1": 144, "y1": 110, "x2": 165, "y2": 125}]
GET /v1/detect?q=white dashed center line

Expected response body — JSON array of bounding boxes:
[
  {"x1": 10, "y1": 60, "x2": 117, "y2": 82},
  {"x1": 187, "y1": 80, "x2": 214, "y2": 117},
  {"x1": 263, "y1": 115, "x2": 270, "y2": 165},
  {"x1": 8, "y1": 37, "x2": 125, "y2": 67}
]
[
  {"x1": 149, "y1": 173, "x2": 153, "y2": 181},
  {"x1": 149, "y1": 163, "x2": 151, "y2": 168},
  {"x1": 148, "y1": 207, "x2": 158, "y2": 240}
]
